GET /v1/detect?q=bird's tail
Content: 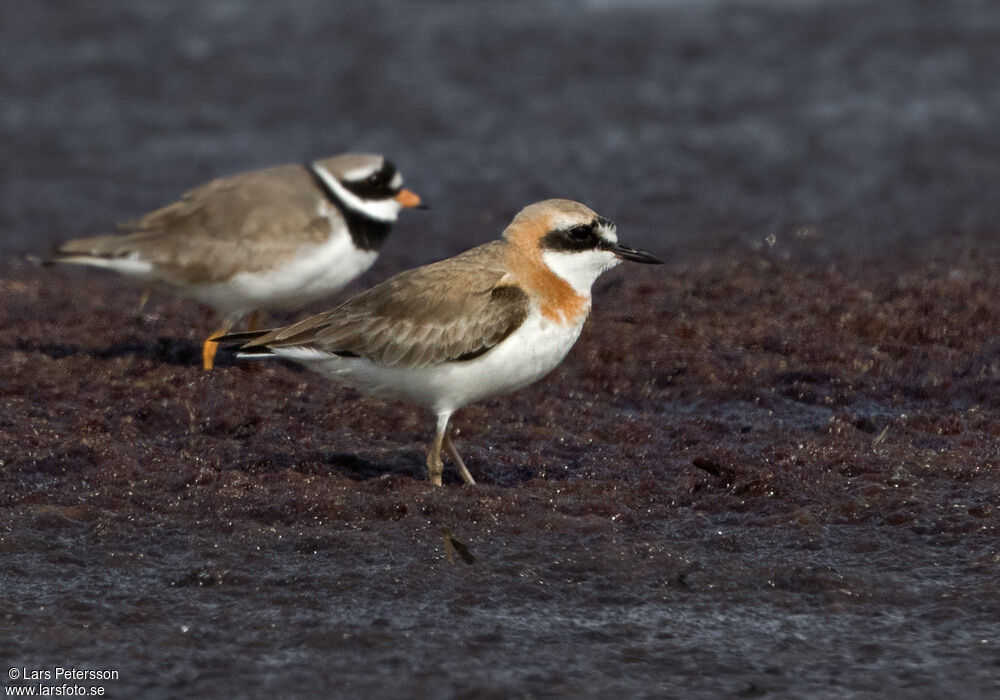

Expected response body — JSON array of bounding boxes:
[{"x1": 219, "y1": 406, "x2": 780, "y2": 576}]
[
  {"x1": 213, "y1": 329, "x2": 276, "y2": 358},
  {"x1": 41, "y1": 236, "x2": 155, "y2": 275},
  {"x1": 214, "y1": 329, "x2": 271, "y2": 345}
]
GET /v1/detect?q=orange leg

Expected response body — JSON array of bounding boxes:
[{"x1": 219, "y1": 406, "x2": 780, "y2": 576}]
[{"x1": 202, "y1": 318, "x2": 235, "y2": 371}]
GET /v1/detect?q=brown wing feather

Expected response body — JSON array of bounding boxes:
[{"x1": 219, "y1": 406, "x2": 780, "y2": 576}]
[
  {"x1": 54, "y1": 165, "x2": 331, "y2": 284},
  {"x1": 246, "y1": 241, "x2": 530, "y2": 368}
]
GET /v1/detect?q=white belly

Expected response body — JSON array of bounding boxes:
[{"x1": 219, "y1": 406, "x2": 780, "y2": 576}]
[
  {"x1": 277, "y1": 306, "x2": 589, "y2": 414},
  {"x1": 189, "y1": 227, "x2": 377, "y2": 317}
]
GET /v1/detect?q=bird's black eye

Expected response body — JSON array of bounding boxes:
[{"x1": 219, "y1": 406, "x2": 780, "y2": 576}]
[
  {"x1": 342, "y1": 160, "x2": 399, "y2": 200},
  {"x1": 539, "y1": 222, "x2": 601, "y2": 252}
]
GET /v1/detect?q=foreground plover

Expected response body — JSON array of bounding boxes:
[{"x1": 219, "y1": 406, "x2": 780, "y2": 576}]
[
  {"x1": 222, "y1": 199, "x2": 662, "y2": 485},
  {"x1": 47, "y1": 154, "x2": 424, "y2": 369}
]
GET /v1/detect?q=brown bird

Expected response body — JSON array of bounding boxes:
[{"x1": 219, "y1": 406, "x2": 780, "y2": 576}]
[
  {"x1": 222, "y1": 199, "x2": 662, "y2": 485},
  {"x1": 47, "y1": 153, "x2": 425, "y2": 369}
]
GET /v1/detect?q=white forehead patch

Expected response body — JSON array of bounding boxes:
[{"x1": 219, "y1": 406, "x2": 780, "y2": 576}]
[
  {"x1": 389, "y1": 172, "x2": 403, "y2": 189},
  {"x1": 596, "y1": 221, "x2": 618, "y2": 244}
]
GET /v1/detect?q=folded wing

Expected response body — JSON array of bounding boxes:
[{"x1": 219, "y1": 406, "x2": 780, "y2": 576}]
[
  {"x1": 51, "y1": 165, "x2": 330, "y2": 284},
  {"x1": 243, "y1": 241, "x2": 530, "y2": 368}
]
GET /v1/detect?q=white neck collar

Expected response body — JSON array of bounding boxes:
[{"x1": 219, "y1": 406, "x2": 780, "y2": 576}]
[{"x1": 309, "y1": 162, "x2": 402, "y2": 223}]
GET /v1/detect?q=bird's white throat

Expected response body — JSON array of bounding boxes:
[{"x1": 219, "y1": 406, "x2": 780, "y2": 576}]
[{"x1": 541, "y1": 249, "x2": 622, "y2": 296}]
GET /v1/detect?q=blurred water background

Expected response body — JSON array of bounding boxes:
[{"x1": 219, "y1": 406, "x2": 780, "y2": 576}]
[{"x1": 2, "y1": 0, "x2": 999, "y2": 267}]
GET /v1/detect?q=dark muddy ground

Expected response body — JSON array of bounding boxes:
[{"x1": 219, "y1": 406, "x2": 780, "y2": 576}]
[
  {"x1": 3, "y1": 0, "x2": 1000, "y2": 697},
  {"x1": 3, "y1": 236, "x2": 1000, "y2": 697}
]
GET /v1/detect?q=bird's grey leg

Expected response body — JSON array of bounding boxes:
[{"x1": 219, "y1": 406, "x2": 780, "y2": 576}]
[
  {"x1": 426, "y1": 413, "x2": 450, "y2": 486},
  {"x1": 444, "y1": 431, "x2": 476, "y2": 486}
]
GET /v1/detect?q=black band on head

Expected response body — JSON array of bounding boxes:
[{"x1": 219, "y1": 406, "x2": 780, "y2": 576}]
[
  {"x1": 305, "y1": 162, "x2": 393, "y2": 252},
  {"x1": 539, "y1": 219, "x2": 613, "y2": 253},
  {"x1": 341, "y1": 159, "x2": 400, "y2": 200}
]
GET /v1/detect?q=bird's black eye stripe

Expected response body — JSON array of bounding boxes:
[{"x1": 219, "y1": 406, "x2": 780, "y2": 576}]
[
  {"x1": 539, "y1": 219, "x2": 610, "y2": 252},
  {"x1": 342, "y1": 160, "x2": 399, "y2": 200}
]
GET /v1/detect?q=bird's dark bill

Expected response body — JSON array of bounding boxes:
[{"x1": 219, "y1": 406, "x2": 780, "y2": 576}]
[{"x1": 610, "y1": 242, "x2": 663, "y2": 264}]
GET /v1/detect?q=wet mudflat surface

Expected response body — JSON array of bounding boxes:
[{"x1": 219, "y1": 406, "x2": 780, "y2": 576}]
[
  {"x1": 3, "y1": 0, "x2": 1000, "y2": 697},
  {"x1": 3, "y1": 237, "x2": 1000, "y2": 697}
]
